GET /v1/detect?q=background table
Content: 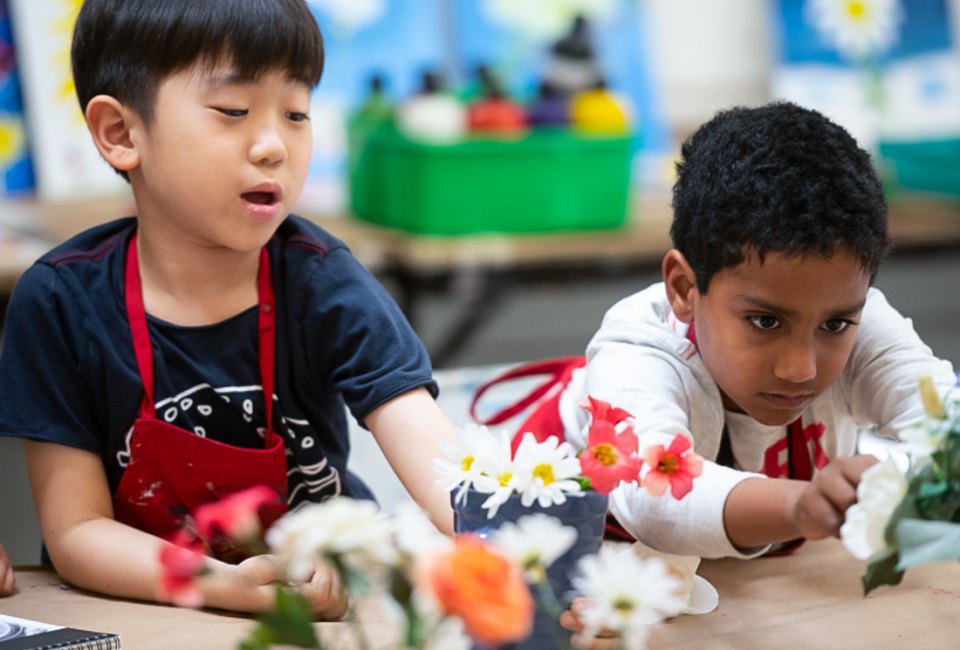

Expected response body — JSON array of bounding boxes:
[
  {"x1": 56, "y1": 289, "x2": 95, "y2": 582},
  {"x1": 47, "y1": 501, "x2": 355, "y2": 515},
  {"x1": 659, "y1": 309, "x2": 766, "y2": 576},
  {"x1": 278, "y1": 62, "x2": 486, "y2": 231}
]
[
  {"x1": 4, "y1": 539, "x2": 957, "y2": 649},
  {"x1": 3, "y1": 192, "x2": 960, "y2": 366}
]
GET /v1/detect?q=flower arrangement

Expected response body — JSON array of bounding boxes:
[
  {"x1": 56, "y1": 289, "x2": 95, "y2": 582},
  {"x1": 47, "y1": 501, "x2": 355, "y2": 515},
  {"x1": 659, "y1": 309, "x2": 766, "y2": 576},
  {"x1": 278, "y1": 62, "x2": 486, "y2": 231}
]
[
  {"x1": 156, "y1": 397, "x2": 705, "y2": 649},
  {"x1": 840, "y1": 376, "x2": 960, "y2": 594},
  {"x1": 435, "y1": 396, "x2": 704, "y2": 517}
]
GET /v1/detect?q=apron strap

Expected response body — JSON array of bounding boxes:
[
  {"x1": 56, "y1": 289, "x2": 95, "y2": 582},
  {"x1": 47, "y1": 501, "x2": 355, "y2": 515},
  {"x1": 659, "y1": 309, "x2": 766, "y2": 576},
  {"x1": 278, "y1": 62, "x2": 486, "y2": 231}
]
[{"x1": 124, "y1": 234, "x2": 277, "y2": 441}]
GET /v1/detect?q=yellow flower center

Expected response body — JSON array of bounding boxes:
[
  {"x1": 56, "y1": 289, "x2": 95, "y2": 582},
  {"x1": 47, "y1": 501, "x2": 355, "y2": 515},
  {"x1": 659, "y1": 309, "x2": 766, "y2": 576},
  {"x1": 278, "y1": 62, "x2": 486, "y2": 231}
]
[
  {"x1": 845, "y1": 1, "x2": 867, "y2": 21},
  {"x1": 612, "y1": 596, "x2": 635, "y2": 613},
  {"x1": 593, "y1": 443, "x2": 619, "y2": 467},
  {"x1": 461, "y1": 455, "x2": 474, "y2": 472},
  {"x1": 498, "y1": 472, "x2": 513, "y2": 487},
  {"x1": 658, "y1": 454, "x2": 680, "y2": 474},
  {"x1": 532, "y1": 464, "x2": 556, "y2": 486}
]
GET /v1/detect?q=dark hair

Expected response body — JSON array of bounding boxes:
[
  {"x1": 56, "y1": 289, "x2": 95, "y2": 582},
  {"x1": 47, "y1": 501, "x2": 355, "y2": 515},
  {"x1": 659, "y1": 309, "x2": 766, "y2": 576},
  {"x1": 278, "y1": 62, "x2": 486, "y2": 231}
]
[
  {"x1": 72, "y1": 0, "x2": 324, "y2": 125},
  {"x1": 670, "y1": 101, "x2": 890, "y2": 293}
]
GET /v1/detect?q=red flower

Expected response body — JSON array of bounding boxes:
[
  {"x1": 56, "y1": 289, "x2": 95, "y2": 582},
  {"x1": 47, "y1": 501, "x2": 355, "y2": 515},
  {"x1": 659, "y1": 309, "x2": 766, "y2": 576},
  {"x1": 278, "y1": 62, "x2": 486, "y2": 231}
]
[
  {"x1": 583, "y1": 396, "x2": 633, "y2": 427},
  {"x1": 193, "y1": 485, "x2": 280, "y2": 543},
  {"x1": 158, "y1": 529, "x2": 205, "y2": 608},
  {"x1": 579, "y1": 418, "x2": 642, "y2": 494},
  {"x1": 640, "y1": 434, "x2": 704, "y2": 500}
]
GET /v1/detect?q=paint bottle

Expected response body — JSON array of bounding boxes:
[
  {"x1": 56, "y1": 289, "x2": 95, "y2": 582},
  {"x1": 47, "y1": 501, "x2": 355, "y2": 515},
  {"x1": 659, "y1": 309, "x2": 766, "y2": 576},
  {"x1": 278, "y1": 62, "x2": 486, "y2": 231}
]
[
  {"x1": 396, "y1": 70, "x2": 466, "y2": 143},
  {"x1": 466, "y1": 66, "x2": 526, "y2": 134},
  {"x1": 571, "y1": 79, "x2": 631, "y2": 135},
  {"x1": 526, "y1": 81, "x2": 570, "y2": 128},
  {"x1": 543, "y1": 15, "x2": 602, "y2": 98}
]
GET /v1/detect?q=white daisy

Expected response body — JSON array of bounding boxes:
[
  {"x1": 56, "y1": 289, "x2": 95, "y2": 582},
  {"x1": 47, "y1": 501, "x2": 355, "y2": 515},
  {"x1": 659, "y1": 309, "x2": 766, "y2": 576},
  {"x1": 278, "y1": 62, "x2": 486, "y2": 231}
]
[
  {"x1": 806, "y1": 0, "x2": 902, "y2": 61},
  {"x1": 266, "y1": 497, "x2": 395, "y2": 581},
  {"x1": 512, "y1": 433, "x2": 583, "y2": 508},
  {"x1": 572, "y1": 545, "x2": 685, "y2": 649},
  {"x1": 392, "y1": 502, "x2": 452, "y2": 560},
  {"x1": 470, "y1": 428, "x2": 520, "y2": 518},
  {"x1": 433, "y1": 423, "x2": 502, "y2": 505},
  {"x1": 482, "y1": 0, "x2": 616, "y2": 44},
  {"x1": 491, "y1": 513, "x2": 577, "y2": 582}
]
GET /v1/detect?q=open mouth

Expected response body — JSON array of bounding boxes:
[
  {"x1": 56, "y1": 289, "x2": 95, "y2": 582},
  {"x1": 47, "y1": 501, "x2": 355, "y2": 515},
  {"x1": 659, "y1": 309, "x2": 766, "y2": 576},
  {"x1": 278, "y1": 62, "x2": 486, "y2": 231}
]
[{"x1": 241, "y1": 191, "x2": 277, "y2": 205}]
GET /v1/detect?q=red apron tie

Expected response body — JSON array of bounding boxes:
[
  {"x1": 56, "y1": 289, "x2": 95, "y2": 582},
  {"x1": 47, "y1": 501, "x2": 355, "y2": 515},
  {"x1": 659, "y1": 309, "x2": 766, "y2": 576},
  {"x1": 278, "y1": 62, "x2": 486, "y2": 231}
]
[{"x1": 113, "y1": 233, "x2": 288, "y2": 546}]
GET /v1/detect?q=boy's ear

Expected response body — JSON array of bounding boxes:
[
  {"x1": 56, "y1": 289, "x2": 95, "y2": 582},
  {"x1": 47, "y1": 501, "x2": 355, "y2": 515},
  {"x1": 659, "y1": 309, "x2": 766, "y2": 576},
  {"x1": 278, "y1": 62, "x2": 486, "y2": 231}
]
[
  {"x1": 662, "y1": 249, "x2": 698, "y2": 323},
  {"x1": 84, "y1": 95, "x2": 142, "y2": 172}
]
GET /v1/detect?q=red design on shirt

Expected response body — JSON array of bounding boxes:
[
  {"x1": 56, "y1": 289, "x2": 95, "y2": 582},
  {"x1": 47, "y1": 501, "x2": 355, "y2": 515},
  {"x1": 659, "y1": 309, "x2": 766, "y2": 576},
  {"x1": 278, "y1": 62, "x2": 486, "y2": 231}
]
[{"x1": 761, "y1": 420, "x2": 829, "y2": 479}]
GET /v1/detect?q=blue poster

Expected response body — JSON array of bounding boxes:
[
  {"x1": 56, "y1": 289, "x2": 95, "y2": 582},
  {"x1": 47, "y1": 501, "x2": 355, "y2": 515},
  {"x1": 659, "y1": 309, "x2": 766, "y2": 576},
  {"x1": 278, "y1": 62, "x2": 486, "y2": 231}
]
[{"x1": 0, "y1": 0, "x2": 34, "y2": 196}]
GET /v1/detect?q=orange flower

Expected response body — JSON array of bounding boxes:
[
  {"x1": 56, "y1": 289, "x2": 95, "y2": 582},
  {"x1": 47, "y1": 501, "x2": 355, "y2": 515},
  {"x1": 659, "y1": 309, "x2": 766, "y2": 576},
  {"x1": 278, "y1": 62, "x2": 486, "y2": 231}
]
[
  {"x1": 423, "y1": 535, "x2": 533, "y2": 647},
  {"x1": 641, "y1": 434, "x2": 704, "y2": 499}
]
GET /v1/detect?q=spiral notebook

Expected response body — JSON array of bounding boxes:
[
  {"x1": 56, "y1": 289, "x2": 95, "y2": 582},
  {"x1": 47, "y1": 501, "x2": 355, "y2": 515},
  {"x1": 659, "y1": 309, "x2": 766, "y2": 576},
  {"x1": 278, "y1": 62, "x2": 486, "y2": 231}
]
[{"x1": 0, "y1": 614, "x2": 120, "y2": 649}]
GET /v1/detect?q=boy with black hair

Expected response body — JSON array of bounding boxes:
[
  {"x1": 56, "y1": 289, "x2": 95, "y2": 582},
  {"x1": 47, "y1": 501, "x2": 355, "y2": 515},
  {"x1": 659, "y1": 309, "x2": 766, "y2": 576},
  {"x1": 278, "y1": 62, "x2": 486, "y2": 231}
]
[
  {"x1": 564, "y1": 101, "x2": 956, "y2": 559},
  {"x1": 0, "y1": 0, "x2": 455, "y2": 616}
]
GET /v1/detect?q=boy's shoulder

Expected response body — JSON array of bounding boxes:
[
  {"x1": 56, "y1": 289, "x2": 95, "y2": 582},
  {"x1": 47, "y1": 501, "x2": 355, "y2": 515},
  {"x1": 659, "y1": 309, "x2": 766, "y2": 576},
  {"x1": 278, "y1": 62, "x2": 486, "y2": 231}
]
[
  {"x1": 271, "y1": 214, "x2": 349, "y2": 259},
  {"x1": 37, "y1": 217, "x2": 135, "y2": 270}
]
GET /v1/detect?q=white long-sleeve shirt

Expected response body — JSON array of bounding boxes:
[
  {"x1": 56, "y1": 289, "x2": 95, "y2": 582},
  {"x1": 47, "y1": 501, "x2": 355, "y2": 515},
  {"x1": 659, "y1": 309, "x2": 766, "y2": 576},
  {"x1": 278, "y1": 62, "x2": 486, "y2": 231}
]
[{"x1": 559, "y1": 283, "x2": 956, "y2": 559}]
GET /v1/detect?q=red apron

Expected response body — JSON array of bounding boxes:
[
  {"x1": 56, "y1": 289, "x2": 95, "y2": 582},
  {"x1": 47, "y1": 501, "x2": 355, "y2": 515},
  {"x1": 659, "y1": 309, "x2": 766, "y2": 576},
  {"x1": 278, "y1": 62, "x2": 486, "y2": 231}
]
[{"x1": 112, "y1": 234, "x2": 288, "y2": 543}]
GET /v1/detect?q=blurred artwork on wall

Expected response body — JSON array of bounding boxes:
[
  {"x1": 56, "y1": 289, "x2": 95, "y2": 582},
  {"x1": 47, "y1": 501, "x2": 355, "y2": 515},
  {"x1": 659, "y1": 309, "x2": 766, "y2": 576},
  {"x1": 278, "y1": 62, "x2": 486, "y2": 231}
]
[
  {"x1": 773, "y1": 0, "x2": 960, "y2": 197},
  {"x1": 302, "y1": 0, "x2": 447, "y2": 213},
  {"x1": 0, "y1": 0, "x2": 33, "y2": 197},
  {"x1": 8, "y1": 0, "x2": 126, "y2": 201}
]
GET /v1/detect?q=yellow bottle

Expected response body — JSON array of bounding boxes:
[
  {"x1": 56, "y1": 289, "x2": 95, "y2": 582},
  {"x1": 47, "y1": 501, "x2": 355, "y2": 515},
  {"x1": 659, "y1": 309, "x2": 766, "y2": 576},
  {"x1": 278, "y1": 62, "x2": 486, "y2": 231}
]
[{"x1": 570, "y1": 80, "x2": 631, "y2": 135}]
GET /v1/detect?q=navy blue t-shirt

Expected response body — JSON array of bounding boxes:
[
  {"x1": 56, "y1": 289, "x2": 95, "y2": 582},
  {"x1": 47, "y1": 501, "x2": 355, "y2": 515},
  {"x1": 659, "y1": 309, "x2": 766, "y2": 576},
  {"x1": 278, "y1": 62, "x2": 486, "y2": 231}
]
[{"x1": 0, "y1": 216, "x2": 437, "y2": 509}]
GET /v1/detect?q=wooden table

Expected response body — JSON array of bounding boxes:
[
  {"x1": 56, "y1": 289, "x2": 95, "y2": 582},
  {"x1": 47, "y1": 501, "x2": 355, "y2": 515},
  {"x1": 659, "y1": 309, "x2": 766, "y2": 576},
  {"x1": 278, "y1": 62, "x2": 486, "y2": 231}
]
[
  {"x1": 3, "y1": 539, "x2": 957, "y2": 649},
  {"x1": 650, "y1": 538, "x2": 960, "y2": 649},
  {"x1": 2, "y1": 192, "x2": 960, "y2": 365}
]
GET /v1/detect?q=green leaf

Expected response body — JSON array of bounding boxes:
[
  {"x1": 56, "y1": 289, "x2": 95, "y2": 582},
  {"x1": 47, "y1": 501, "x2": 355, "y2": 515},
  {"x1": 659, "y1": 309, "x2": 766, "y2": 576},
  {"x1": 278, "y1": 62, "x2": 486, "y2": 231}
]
[
  {"x1": 862, "y1": 547, "x2": 904, "y2": 596},
  {"x1": 574, "y1": 476, "x2": 592, "y2": 491},
  {"x1": 895, "y1": 519, "x2": 960, "y2": 570},
  {"x1": 241, "y1": 586, "x2": 320, "y2": 649}
]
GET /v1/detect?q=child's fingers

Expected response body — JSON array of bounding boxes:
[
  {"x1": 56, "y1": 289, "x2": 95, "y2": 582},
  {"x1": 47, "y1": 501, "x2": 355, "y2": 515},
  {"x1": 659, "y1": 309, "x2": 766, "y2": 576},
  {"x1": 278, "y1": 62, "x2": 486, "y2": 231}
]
[
  {"x1": 0, "y1": 565, "x2": 14, "y2": 597},
  {"x1": 300, "y1": 563, "x2": 349, "y2": 620},
  {"x1": 235, "y1": 554, "x2": 283, "y2": 586}
]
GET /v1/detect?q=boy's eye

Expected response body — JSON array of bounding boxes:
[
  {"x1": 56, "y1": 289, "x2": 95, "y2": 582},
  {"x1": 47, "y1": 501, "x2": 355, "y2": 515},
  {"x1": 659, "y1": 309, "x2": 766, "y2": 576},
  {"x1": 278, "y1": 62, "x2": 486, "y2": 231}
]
[
  {"x1": 822, "y1": 319, "x2": 855, "y2": 333},
  {"x1": 285, "y1": 111, "x2": 310, "y2": 123},
  {"x1": 215, "y1": 108, "x2": 248, "y2": 117},
  {"x1": 747, "y1": 315, "x2": 780, "y2": 330}
]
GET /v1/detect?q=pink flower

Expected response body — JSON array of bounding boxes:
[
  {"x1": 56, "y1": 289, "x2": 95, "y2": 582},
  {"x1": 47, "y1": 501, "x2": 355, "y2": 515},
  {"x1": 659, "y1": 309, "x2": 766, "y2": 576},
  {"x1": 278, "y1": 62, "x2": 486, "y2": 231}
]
[
  {"x1": 579, "y1": 418, "x2": 642, "y2": 494},
  {"x1": 158, "y1": 530, "x2": 205, "y2": 608},
  {"x1": 193, "y1": 485, "x2": 280, "y2": 543},
  {"x1": 640, "y1": 435, "x2": 704, "y2": 500}
]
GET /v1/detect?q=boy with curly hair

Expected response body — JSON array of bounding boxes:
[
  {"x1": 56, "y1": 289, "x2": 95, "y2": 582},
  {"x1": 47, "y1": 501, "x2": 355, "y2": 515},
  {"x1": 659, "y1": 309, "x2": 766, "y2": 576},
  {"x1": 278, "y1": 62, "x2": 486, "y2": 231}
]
[{"x1": 567, "y1": 101, "x2": 956, "y2": 559}]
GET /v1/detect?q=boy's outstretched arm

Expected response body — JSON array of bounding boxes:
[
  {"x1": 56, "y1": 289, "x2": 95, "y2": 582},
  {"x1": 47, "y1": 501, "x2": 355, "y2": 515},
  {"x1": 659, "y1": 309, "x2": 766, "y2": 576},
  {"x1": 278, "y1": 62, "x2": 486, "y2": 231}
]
[
  {"x1": 23, "y1": 440, "x2": 347, "y2": 617},
  {"x1": 365, "y1": 387, "x2": 457, "y2": 536},
  {"x1": 722, "y1": 454, "x2": 879, "y2": 549}
]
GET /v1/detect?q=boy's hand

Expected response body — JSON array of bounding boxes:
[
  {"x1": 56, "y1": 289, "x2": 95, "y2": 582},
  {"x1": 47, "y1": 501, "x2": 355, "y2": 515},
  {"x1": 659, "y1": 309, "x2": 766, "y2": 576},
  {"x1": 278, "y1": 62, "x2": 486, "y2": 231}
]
[
  {"x1": 793, "y1": 454, "x2": 878, "y2": 540},
  {"x1": 559, "y1": 597, "x2": 623, "y2": 649},
  {"x1": 0, "y1": 544, "x2": 15, "y2": 597},
  {"x1": 235, "y1": 555, "x2": 348, "y2": 620}
]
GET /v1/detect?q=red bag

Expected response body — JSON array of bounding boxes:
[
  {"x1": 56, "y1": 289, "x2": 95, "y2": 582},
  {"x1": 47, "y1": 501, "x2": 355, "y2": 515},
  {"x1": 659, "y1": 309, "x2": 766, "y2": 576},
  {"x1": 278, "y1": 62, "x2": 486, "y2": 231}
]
[
  {"x1": 470, "y1": 356, "x2": 586, "y2": 454},
  {"x1": 469, "y1": 356, "x2": 633, "y2": 541}
]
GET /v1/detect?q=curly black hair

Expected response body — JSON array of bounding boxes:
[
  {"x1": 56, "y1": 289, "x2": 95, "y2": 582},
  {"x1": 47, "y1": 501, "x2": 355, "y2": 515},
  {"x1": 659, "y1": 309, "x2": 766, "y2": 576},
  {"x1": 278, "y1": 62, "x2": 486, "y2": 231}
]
[{"x1": 670, "y1": 101, "x2": 890, "y2": 293}]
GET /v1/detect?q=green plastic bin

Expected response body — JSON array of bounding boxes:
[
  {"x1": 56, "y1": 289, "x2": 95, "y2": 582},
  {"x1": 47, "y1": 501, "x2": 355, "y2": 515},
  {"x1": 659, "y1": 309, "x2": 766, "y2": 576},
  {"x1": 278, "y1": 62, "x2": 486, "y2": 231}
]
[
  {"x1": 348, "y1": 123, "x2": 633, "y2": 235},
  {"x1": 878, "y1": 138, "x2": 960, "y2": 199}
]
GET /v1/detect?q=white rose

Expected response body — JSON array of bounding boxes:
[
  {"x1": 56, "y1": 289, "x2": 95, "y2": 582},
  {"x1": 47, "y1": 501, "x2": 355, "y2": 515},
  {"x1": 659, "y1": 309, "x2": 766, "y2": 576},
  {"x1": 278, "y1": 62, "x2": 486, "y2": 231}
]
[{"x1": 840, "y1": 458, "x2": 908, "y2": 561}]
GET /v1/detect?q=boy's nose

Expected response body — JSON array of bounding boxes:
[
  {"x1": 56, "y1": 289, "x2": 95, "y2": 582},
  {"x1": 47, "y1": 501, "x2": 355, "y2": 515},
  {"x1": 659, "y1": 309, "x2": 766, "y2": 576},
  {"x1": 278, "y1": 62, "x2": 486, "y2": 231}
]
[
  {"x1": 249, "y1": 124, "x2": 287, "y2": 166},
  {"x1": 773, "y1": 341, "x2": 817, "y2": 383}
]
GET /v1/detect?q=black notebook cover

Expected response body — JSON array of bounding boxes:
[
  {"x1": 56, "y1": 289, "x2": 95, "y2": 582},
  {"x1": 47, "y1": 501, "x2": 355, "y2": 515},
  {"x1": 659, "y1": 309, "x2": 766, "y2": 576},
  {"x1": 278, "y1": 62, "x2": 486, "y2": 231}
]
[{"x1": 0, "y1": 614, "x2": 120, "y2": 649}]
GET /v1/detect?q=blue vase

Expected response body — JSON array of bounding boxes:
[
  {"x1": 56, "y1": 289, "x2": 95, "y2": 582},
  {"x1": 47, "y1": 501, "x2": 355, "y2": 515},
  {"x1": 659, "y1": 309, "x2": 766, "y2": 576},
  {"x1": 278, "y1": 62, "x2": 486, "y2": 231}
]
[{"x1": 452, "y1": 488, "x2": 609, "y2": 649}]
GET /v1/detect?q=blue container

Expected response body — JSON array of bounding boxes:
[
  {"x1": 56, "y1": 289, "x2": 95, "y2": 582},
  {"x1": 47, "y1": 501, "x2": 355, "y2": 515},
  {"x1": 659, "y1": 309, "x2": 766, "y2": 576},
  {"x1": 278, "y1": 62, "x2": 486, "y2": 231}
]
[{"x1": 452, "y1": 488, "x2": 608, "y2": 649}]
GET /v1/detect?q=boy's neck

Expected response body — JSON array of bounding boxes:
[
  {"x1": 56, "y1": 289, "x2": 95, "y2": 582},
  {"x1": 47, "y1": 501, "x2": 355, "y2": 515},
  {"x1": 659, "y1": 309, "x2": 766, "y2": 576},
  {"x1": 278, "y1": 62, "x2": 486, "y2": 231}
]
[{"x1": 135, "y1": 223, "x2": 262, "y2": 327}]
